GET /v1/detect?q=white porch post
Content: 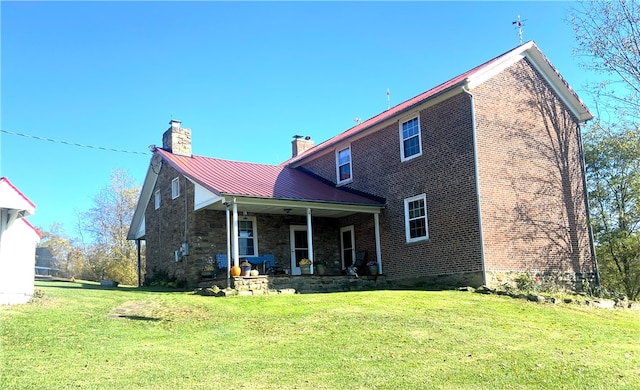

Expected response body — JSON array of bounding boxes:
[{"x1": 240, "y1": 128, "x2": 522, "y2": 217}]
[
  {"x1": 225, "y1": 203, "x2": 231, "y2": 285},
  {"x1": 232, "y1": 199, "x2": 239, "y2": 267},
  {"x1": 306, "y1": 208, "x2": 314, "y2": 274},
  {"x1": 374, "y1": 212, "x2": 382, "y2": 274}
]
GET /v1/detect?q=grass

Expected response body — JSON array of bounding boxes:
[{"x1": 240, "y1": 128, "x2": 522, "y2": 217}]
[{"x1": 1, "y1": 281, "x2": 639, "y2": 389}]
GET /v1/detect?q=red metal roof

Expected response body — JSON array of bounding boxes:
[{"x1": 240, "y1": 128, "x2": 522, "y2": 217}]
[
  {"x1": 20, "y1": 218, "x2": 42, "y2": 239},
  {"x1": 280, "y1": 50, "x2": 496, "y2": 166},
  {"x1": 0, "y1": 177, "x2": 36, "y2": 210},
  {"x1": 155, "y1": 148, "x2": 383, "y2": 206},
  {"x1": 283, "y1": 41, "x2": 591, "y2": 166}
]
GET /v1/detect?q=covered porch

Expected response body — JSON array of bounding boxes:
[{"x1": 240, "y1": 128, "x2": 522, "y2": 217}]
[{"x1": 192, "y1": 180, "x2": 385, "y2": 285}]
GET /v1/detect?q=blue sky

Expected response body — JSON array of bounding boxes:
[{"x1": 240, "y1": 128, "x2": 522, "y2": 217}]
[{"x1": 1, "y1": 1, "x2": 600, "y2": 239}]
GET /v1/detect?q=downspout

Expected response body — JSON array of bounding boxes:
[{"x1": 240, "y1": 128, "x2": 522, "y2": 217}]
[
  {"x1": 462, "y1": 85, "x2": 488, "y2": 286},
  {"x1": 577, "y1": 122, "x2": 601, "y2": 286}
]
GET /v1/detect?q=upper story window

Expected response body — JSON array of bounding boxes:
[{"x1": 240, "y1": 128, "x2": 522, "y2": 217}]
[
  {"x1": 154, "y1": 190, "x2": 161, "y2": 210},
  {"x1": 238, "y1": 217, "x2": 258, "y2": 256},
  {"x1": 400, "y1": 116, "x2": 422, "y2": 161},
  {"x1": 404, "y1": 194, "x2": 429, "y2": 243},
  {"x1": 171, "y1": 177, "x2": 180, "y2": 199},
  {"x1": 336, "y1": 146, "x2": 352, "y2": 184}
]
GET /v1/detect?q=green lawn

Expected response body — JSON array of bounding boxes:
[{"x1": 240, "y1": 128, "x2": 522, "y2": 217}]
[{"x1": 1, "y1": 281, "x2": 639, "y2": 389}]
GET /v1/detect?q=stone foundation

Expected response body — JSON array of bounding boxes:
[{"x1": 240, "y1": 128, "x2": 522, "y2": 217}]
[
  {"x1": 486, "y1": 270, "x2": 596, "y2": 293},
  {"x1": 205, "y1": 274, "x2": 387, "y2": 295},
  {"x1": 390, "y1": 271, "x2": 485, "y2": 290}
]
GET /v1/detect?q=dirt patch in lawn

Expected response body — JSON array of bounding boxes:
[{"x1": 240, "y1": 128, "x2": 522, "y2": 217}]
[{"x1": 107, "y1": 300, "x2": 163, "y2": 321}]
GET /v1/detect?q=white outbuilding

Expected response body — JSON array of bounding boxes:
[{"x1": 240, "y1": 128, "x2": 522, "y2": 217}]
[{"x1": 0, "y1": 177, "x2": 41, "y2": 305}]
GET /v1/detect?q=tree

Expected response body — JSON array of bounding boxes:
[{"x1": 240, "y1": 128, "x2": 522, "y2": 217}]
[
  {"x1": 78, "y1": 169, "x2": 141, "y2": 285},
  {"x1": 583, "y1": 122, "x2": 640, "y2": 299},
  {"x1": 569, "y1": 0, "x2": 640, "y2": 121}
]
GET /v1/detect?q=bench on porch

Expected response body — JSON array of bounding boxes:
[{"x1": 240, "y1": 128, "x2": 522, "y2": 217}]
[{"x1": 215, "y1": 254, "x2": 276, "y2": 274}]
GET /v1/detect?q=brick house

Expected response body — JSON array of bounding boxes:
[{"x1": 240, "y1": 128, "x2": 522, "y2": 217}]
[{"x1": 128, "y1": 41, "x2": 597, "y2": 289}]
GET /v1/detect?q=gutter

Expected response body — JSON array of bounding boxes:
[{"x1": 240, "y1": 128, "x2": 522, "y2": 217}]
[{"x1": 461, "y1": 85, "x2": 488, "y2": 286}]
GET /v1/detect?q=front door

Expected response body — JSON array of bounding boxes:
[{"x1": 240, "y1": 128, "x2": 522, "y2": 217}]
[
  {"x1": 290, "y1": 225, "x2": 308, "y2": 275},
  {"x1": 340, "y1": 225, "x2": 355, "y2": 270}
]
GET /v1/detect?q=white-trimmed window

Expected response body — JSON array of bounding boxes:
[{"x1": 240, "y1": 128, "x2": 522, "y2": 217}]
[
  {"x1": 404, "y1": 194, "x2": 429, "y2": 242},
  {"x1": 238, "y1": 217, "x2": 258, "y2": 256},
  {"x1": 154, "y1": 190, "x2": 161, "y2": 210},
  {"x1": 171, "y1": 177, "x2": 180, "y2": 199},
  {"x1": 400, "y1": 116, "x2": 422, "y2": 161},
  {"x1": 336, "y1": 146, "x2": 352, "y2": 184}
]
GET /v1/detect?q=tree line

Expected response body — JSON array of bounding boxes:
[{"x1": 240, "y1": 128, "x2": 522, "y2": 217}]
[
  {"x1": 38, "y1": 169, "x2": 142, "y2": 286},
  {"x1": 571, "y1": 0, "x2": 640, "y2": 300}
]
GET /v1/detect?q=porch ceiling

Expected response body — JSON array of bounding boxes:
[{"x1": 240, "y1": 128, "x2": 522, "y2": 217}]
[{"x1": 202, "y1": 196, "x2": 382, "y2": 218}]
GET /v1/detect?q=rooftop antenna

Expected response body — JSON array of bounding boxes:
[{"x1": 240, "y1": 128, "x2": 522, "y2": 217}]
[
  {"x1": 353, "y1": 117, "x2": 361, "y2": 124},
  {"x1": 512, "y1": 15, "x2": 526, "y2": 45},
  {"x1": 387, "y1": 88, "x2": 391, "y2": 110}
]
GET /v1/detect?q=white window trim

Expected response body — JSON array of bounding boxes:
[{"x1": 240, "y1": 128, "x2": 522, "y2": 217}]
[
  {"x1": 399, "y1": 115, "x2": 423, "y2": 162},
  {"x1": 171, "y1": 177, "x2": 180, "y2": 199},
  {"x1": 238, "y1": 216, "x2": 259, "y2": 257},
  {"x1": 154, "y1": 190, "x2": 161, "y2": 210},
  {"x1": 404, "y1": 193, "x2": 429, "y2": 243},
  {"x1": 335, "y1": 145, "x2": 353, "y2": 185}
]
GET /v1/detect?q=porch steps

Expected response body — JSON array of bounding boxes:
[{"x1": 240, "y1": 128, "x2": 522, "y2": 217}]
[{"x1": 197, "y1": 274, "x2": 387, "y2": 295}]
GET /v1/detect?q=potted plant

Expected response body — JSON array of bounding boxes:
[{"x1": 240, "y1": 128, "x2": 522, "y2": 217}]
[
  {"x1": 299, "y1": 258, "x2": 312, "y2": 275},
  {"x1": 240, "y1": 260, "x2": 252, "y2": 277},
  {"x1": 366, "y1": 261, "x2": 379, "y2": 276},
  {"x1": 314, "y1": 259, "x2": 327, "y2": 275},
  {"x1": 201, "y1": 264, "x2": 215, "y2": 278}
]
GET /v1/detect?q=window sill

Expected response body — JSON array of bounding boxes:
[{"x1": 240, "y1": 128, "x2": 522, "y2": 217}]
[
  {"x1": 401, "y1": 153, "x2": 422, "y2": 163},
  {"x1": 405, "y1": 237, "x2": 430, "y2": 245}
]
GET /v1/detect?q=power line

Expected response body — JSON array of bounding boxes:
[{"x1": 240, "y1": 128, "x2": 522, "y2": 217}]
[{"x1": 0, "y1": 129, "x2": 148, "y2": 155}]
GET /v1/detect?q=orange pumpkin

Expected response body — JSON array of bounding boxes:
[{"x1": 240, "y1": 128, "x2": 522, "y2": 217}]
[{"x1": 230, "y1": 266, "x2": 241, "y2": 277}]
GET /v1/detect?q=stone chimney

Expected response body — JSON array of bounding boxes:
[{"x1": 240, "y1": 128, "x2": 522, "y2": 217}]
[
  {"x1": 162, "y1": 119, "x2": 192, "y2": 157},
  {"x1": 291, "y1": 135, "x2": 314, "y2": 158}
]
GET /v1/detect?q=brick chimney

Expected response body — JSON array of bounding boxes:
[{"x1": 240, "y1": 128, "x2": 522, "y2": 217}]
[
  {"x1": 291, "y1": 135, "x2": 314, "y2": 158},
  {"x1": 162, "y1": 119, "x2": 192, "y2": 157}
]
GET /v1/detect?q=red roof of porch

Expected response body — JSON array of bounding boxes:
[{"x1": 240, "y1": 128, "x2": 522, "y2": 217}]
[{"x1": 155, "y1": 148, "x2": 384, "y2": 206}]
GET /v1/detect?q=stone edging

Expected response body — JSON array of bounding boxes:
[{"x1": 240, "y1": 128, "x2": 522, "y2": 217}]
[{"x1": 461, "y1": 286, "x2": 640, "y2": 310}]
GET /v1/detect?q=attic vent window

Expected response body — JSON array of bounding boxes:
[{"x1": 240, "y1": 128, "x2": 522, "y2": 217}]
[
  {"x1": 154, "y1": 190, "x2": 161, "y2": 209},
  {"x1": 336, "y1": 146, "x2": 352, "y2": 185},
  {"x1": 171, "y1": 177, "x2": 180, "y2": 199}
]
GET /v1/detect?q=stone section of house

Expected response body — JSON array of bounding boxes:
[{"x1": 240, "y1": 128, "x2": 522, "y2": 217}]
[
  {"x1": 291, "y1": 136, "x2": 314, "y2": 158},
  {"x1": 337, "y1": 213, "x2": 379, "y2": 267},
  {"x1": 145, "y1": 162, "x2": 345, "y2": 286},
  {"x1": 162, "y1": 120, "x2": 192, "y2": 157},
  {"x1": 144, "y1": 162, "x2": 197, "y2": 284}
]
